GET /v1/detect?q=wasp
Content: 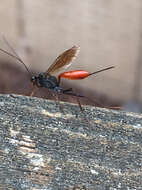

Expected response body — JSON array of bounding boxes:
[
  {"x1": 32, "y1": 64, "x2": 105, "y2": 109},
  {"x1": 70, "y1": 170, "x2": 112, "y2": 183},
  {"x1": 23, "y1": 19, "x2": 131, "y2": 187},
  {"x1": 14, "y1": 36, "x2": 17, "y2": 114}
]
[{"x1": 0, "y1": 41, "x2": 114, "y2": 126}]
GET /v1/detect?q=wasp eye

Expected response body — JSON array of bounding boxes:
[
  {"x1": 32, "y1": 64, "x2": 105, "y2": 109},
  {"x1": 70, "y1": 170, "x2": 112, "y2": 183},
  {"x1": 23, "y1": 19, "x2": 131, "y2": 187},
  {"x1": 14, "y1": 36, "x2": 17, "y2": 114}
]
[{"x1": 31, "y1": 76, "x2": 35, "y2": 82}]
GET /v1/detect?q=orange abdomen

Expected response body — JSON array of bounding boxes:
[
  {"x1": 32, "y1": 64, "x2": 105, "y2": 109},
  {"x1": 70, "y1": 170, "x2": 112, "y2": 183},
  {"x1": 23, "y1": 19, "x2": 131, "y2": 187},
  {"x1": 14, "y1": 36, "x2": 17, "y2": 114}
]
[{"x1": 59, "y1": 70, "x2": 90, "y2": 81}]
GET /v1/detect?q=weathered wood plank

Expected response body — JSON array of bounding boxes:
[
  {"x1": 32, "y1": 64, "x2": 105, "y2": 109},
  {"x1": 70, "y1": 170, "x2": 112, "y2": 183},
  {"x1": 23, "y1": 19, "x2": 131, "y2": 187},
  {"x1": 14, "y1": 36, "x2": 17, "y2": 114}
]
[{"x1": 0, "y1": 94, "x2": 141, "y2": 189}]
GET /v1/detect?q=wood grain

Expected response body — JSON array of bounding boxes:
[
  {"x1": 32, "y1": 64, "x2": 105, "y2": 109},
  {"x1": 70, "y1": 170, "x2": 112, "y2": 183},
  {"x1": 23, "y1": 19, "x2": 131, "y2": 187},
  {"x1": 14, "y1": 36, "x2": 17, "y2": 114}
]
[{"x1": 0, "y1": 94, "x2": 141, "y2": 189}]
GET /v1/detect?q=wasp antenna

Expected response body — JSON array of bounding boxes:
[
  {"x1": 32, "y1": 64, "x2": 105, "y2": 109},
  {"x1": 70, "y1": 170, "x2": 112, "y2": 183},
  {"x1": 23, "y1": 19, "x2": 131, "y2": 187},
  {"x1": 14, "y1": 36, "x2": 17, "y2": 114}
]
[
  {"x1": 0, "y1": 36, "x2": 32, "y2": 78},
  {"x1": 89, "y1": 66, "x2": 115, "y2": 76}
]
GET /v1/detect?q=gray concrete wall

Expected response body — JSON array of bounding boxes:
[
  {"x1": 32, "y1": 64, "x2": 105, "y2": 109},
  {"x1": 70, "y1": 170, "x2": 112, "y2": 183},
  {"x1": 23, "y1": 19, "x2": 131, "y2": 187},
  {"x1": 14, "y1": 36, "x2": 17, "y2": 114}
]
[{"x1": 0, "y1": 0, "x2": 142, "y2": 103}]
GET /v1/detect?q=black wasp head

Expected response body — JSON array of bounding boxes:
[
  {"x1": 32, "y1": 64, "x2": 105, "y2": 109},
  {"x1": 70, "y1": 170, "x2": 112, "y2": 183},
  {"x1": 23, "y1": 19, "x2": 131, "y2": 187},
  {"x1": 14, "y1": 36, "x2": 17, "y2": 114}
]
[
  {"x1": 31, "y1": 73, "x2": 44, "y2": 82},
  {"x1": 31, "y1": 75, "x2": 36, "y2": 82},
  {"x1": 31, "y1": 73, "x2": 44, "y2": 86},
  {"x1": 31, "y1": 75, "x2": 38, "y2": 86}
]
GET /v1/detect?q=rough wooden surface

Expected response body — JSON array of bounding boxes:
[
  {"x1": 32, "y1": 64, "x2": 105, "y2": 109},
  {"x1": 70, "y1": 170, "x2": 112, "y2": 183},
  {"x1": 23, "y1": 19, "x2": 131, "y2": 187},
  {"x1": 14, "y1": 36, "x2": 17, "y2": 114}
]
[{"x1": 0, "y1": 94, "x2": 141, "y2": 189}]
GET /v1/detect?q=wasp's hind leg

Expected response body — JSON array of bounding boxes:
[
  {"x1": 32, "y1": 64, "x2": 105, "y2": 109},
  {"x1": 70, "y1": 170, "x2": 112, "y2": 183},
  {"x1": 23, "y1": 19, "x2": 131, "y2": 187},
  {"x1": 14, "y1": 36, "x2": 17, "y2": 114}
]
[
  {"x1": 63, "y1": 90, "x2": 93, "y2": 128},
  {"x1": 29, "y1": 85, "x2": 39, "y2": 96},
  {"x1": 49, "y1": 91, "x2": 65, "y2": 113}
]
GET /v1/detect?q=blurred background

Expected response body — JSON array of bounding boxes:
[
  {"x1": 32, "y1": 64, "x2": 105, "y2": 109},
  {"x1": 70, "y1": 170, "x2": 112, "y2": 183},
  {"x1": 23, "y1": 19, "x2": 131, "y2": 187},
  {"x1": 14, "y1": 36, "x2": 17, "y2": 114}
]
[{"x1": 0, "y1": 0, "x2": 142, "y2": 112}]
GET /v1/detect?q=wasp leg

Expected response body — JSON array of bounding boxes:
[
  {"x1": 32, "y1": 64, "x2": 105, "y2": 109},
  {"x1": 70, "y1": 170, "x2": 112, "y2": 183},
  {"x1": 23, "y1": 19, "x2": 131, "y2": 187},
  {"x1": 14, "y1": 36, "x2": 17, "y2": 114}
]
[
  {"x1": 63, "y1": 90, "x2": 93, "y2": 128},
  {"x1": 62, "y1": 88, "x2": 73, "y2": 93},
  {"x1": 64, "y1": 91, "x2": 122, "y2": 110},
  {"x1": 50, "y1": 91, "x2": 65, "y2": 113},
  {"x1": 29, "y1": 84, "x2": 39, "y2": 96},
  {"x1": 56, "y1": 93, "x2": 65, "y2": 113}
]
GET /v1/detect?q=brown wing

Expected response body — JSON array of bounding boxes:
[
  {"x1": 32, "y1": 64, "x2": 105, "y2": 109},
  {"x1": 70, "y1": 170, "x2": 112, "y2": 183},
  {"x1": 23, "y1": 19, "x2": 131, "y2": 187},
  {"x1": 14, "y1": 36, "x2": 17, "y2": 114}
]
[{"x1": 44, "y1": 46, "x2": 80, "y2": 76}]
